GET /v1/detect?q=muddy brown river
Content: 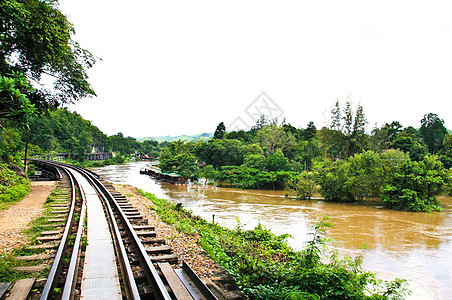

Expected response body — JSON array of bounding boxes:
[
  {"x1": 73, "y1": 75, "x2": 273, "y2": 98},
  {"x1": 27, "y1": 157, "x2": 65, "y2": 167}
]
[{"x1": 92, "y1": 161, "x2": 452, "y2": 299}]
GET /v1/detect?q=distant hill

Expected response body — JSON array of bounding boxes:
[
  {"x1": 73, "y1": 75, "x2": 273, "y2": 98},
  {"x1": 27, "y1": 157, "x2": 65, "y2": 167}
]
[{"x1": 137, "y1": 132, "x2": 213, "y2": 143}]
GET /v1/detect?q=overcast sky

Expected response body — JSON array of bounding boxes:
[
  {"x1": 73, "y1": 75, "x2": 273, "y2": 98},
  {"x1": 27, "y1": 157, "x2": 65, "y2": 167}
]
[{"x1": 59, "y1": 0, "x2": 452, "y2": 138}]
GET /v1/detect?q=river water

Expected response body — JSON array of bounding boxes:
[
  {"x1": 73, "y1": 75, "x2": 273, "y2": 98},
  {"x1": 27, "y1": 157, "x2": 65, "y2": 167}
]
[{"x1": 92, "y1": 161, "x2": 452, "y2": 299}]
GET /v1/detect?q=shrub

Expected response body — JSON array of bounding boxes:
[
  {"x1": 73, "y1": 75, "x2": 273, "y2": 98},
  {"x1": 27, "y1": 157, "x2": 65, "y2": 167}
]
[
  {"x1": 381, "y1": 155, "x2": 448, "y2": 212},
  {"x1": 0, "y1": 164, "x2": 30, "y2": 209}
]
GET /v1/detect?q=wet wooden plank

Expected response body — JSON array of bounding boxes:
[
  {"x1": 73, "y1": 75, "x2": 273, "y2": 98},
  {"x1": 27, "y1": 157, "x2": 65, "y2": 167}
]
[
  {"x1": 5, "y1": 278, "x2": 35, "y2": 300},
  {"x1": 145, "y1": 246, "x2": 172, "y2": 253},
  {"x1": 47, "y1": 218, "x2": 65, "y2": 223},
  {"x1": 36, "y1": 235, "x2": 61, "y2": 242},
  {"x1": 133, "y1": 225, "x2": 155, "y2": 231},
  {"x1": 41, "y1": 230, "x2": 61, "y2": 235},
  {"x1": 136, "y1": 231, "x2": 156, "y2": 237},
  {"x1": 27, "y1": 243, "x2": 57, "y2": 250},
  {"x1": 140, "y1": 238, "x2": 166, "y2": 245},
  {"x1": 158, "y1": 263, "x2": 192, "y2": 300},
  {"x1": 151, "y1": 254, "x2": 178, "y2": 264},
  {"x1": 11, "y1": 265, "x2": 47, "y2": 272},
  {"x1": 15, "y1": 253, "x2": 53, "y2": 261}
]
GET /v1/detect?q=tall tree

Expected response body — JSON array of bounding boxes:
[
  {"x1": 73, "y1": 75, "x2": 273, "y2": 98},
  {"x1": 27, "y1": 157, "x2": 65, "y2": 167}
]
[
  {"x1": 320, "y1": 99, "x2": 368, "y2": 159},
  {"x1": 0, "y1": 0, "x2": 96, "y2": 108},
  {"x1": 213, "y1": 122, "x2": 226, "y2": 139},
  {"x1": 419, "y1": 113, "x2": 447, "y2": 153},
  {"x1": 330, "y1": 100, "x2": 342, "y2": 131}
]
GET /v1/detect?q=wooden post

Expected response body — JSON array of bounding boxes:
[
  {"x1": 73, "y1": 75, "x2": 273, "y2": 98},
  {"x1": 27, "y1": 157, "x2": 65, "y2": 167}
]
[{"x1": 24, "y1": 141, "x2": 28, "y2": 172}]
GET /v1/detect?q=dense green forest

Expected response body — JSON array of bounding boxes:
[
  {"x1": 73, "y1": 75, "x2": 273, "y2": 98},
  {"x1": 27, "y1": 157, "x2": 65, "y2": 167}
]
[{"x1": 159, "y1": 101, "x2": 452, "y2": 213}]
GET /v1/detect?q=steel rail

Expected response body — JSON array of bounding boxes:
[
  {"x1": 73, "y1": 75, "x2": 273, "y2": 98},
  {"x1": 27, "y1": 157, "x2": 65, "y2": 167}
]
[
  {"x1": 61, "y1": 168, "x2": 87, "y2": 300},
  {"x1": 40, "y1": 164, "x2": 78, "y2": 300}
]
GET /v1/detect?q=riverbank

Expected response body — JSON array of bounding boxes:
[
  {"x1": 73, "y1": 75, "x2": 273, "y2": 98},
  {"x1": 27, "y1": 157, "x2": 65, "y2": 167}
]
[{"x1": 135, "y1": 187, "x2": 410, "y2": 299}]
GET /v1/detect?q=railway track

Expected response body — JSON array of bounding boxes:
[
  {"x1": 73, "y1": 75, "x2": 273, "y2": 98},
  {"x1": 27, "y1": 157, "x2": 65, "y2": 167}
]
[{"x1": 3, "y1": 160, "x2": 219, "y2": 300}]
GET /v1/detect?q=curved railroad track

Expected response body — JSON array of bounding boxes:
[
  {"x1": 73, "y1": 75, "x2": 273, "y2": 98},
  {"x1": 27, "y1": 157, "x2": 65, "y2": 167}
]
[{"x1": 7, "y1": 160, "x2": 219, "y2": 300}]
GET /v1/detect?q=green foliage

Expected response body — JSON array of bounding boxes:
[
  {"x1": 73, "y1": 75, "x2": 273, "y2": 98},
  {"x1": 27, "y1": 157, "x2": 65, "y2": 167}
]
[
  {"x1": 197, "y1": 139, "x2": 245, "y2": 169},
  {"x1": 316, "y1": 159, "x2": 355, "y2": 202},
  {"x1": 108, "y1": 132, "x2": 141, "y2": 155},
  {"x1": 0, "y1": 0, "x2": 96, "y2": 107},
  {"x1": 213, "y1": 122, "x2": 226, "y2": 139},
  {"x1": 381, "y1": 155, "x2": 448, "y2": 212},
  {"x1": 319, "y1": 99, "x2": 368, "y2": 159},
  {"x1": 391, "y1": 135, "x2": 427, "y2": 161},
  {"x1": 0, "y1": 71, "x2": 37, "y2": 129},
  {"x1": 216, "y1": 165, "x2": 298, "y2": 190},
  {"x1": 138, "y1": 189, "x2": 410, "y2": 300},
  {"x1": 0, "y1": 126, "x2": 22, "y2": 163},
  {"x1": 0, "y1": 163, "x2": 29, "y2": 210},
  {"x1": 264, "y1": 150, "x2": 292, "y2": 172},
  {"x1": 200, "y1": 164, "x2": 216, "y2": 183},
  {"x1": 256, "y1": 124, "x2": 297, "y2": 155},
  {"x1": 439, "y1": 133, "x2": 452, "y2": 169},
  {"x1": 27, "y1": 108, "x2": 107, "y2": 153},
  {"x1": 159, "y1": 141, "x2": 200, "y2": 179},
  {"x1": 287, "y1": 171, "x2": 316, "y2": 199},
  {"x1": 346, "y1": 151, "x2": 384, "y2": 201},
  {"x1": 317, "y1": 151, "x2": 404, "y2": 203},
  {"x1": 419, "y1": 113, "x2": 447, "y2": 153}
]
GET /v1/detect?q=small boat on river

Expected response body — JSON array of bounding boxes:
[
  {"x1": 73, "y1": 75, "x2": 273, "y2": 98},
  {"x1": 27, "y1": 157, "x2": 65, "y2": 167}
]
[{"x1": 140, "y1": 162, "x2": 188, "y2": 184}]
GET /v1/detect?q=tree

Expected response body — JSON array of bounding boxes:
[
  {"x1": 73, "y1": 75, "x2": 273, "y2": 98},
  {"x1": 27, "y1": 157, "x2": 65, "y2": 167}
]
[
  {"x1": 301, "y1": 121, "x2": 317, "y2": 140},
  {"x1": 26, "y1": 108, "x2": 108, "y2": 154},
  {"x1": 200, "y1": 164, "x2": 216, "y2": 184},
  {"x1": 439, "y1": 133, "x2": 452, "y2": 168},
  {"x1": 318, "y1": 127, "x2": 345, "y2": 160},
  {"x1": 224, "y1": 130, "x2": 252, "y2": 143},
  {"x1": 0, "y1": 71, "x2": 36, "y2": 128},
  {"x1": 316, "y1": 159, "x2": 355, "y2": 202},
  {"x1": 213, "y1": 122, "x2": 226, "y2": 139},
  {"x1": 0, "y1": 0, "x2": 96, "y2": 108},
  {"x1": 381, "y1": 155, "x2": 448, "y2": 212},
  {"x1": 330, "y1": 100, "x2": 342, "y2": 131},
  {"x1": 159, "y1": 141, "x2": 200, "y2": 179},
  {"x1": 391, "y1": 136, "x2": 427, "y2": 161},
  {"x1": 197, "y1": 139, "x2": 245, "y2": 169},
  {"x1": 320, "y1": 99, "x2": 368, "y2": 159},
  {"x1": 264, "y1": 150, "x2": 292, "y2": 172},
  {"x1": 419, "y1": 113, "x2": 447, "y2": 153},
  {"x1": 256, "y1": 124, "x2": 296, "y2": 155},
  {"x1": 287, "y1": 171, "x2": 315, "y2": 199},
  {"x1": 346, "y1": 151, "x2": 383, "y2": 201}
]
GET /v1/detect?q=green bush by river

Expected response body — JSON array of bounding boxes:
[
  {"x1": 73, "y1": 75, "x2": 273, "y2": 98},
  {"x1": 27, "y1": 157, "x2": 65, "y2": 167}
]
[{"x1": 139, "y1": 189, "x2": 410, "y2": 299}]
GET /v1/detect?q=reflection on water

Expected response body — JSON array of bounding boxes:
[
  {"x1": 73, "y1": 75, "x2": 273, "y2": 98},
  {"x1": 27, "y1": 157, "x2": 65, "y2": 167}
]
[{"x1": 92, "y1": 161, "x2": 452, "y2": 299}]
